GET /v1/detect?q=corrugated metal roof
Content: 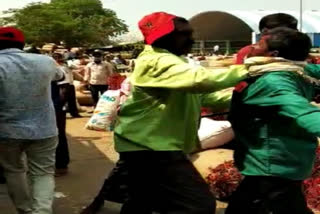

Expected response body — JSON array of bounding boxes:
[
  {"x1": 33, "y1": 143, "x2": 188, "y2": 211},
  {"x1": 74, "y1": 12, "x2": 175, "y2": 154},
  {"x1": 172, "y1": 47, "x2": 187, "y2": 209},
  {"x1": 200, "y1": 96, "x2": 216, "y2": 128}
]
[{"x1": 225, "y1": 10, "x2": 320, "y2": 33}]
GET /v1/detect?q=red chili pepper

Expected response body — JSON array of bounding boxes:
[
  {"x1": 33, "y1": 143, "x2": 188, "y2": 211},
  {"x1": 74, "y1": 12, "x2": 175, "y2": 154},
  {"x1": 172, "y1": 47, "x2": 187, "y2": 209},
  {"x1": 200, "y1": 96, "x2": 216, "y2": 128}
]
[
  {"x1": 206, "y1": 160, "x2": 243, "y2": 200},
  {"x1": 206, "y1": 147, "x2": 320, "y2": 212},
  {"x1": 302, "y1": 147, "x2": 320, "y2": 211}
]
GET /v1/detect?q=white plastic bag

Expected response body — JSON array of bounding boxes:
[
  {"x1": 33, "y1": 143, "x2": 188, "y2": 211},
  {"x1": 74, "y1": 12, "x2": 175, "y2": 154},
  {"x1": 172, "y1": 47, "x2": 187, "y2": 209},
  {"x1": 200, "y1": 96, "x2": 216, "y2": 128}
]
[
  {"x1": 198, "y1": 118, "x2": 234, "y2": 149},
  {"x1": 119, "y1": 77, "x2": 131, "y2": 105},
  {"x1": 86, "y1": 90, "x2": 120, "y2": 131}
]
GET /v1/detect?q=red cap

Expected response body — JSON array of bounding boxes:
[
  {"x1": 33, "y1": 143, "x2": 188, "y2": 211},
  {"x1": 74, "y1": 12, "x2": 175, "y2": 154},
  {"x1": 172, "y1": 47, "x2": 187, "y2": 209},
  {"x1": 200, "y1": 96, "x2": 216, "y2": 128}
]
[
  {"x1": 0, "y1": 27, "x2": 25, "y2": 44},
  {"x1": 138, "y1": 12, "x2": 177, "y2": 45}
]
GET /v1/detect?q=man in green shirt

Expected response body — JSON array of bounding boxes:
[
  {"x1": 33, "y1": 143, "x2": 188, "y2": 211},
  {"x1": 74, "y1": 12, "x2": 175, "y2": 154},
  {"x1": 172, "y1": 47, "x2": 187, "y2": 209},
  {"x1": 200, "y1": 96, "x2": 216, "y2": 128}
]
[
  {"x1": 112, "y1": 12, "x2": 251, "y2": 214},
  {"x1": 226, "y1": 28, "x2": 319, "y2": 214},
  {"x1": 81, "y1": 11, "x2": 250, "y2": 214}
]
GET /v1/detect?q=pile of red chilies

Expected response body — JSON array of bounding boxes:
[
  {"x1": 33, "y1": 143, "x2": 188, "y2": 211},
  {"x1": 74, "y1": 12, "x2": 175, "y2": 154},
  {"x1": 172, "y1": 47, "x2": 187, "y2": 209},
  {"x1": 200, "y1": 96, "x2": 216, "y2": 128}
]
[
  {"x1": 206, "y1": 148, "x2": 320, "y2": 212},
  {"x1": 303, "y1": 146, "x2": 320, "y2": 211},
  {"x1": 206, "y1": 160, "x2": 243, "y2": 201}
]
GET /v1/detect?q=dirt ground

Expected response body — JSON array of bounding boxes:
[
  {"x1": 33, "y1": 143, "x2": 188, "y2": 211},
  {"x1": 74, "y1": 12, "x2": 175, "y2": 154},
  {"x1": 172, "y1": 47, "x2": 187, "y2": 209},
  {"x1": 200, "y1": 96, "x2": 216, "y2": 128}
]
[
  {"x1": 0, "y1": 115, "x2": 228, "y2": 214},
  {"x1": 0, "y1": 115, "x2": 122, "y2": 214}
]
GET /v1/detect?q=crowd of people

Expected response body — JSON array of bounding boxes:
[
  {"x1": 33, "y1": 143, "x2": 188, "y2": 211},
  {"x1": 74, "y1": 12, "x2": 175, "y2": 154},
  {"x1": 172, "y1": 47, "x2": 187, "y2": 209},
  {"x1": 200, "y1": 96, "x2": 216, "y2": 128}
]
[{"x1": 1, "y1": 9, "x2": 320, "y2": 214}]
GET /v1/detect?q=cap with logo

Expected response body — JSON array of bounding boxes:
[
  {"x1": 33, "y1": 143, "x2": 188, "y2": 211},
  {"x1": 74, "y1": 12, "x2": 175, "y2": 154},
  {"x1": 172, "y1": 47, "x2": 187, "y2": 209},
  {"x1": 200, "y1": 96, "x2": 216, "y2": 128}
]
[{"x1": 138, "y1": 12, "x2": 177, "y2": 45}]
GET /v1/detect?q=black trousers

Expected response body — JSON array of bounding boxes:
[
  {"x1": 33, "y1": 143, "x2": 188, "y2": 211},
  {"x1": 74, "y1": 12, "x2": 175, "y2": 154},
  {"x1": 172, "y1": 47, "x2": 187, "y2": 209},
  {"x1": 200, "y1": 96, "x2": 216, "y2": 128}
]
[
  {"x1": 97, "y1": 160, "x2": 129, "y2": 203},
  {"x1": 89, "y1": 85, "x2": 108, "y2": 106},
  {"x1": 225, "y1": 176, "x2": 313, "y2": 214},
  {"x1": 67, "y1": 85, "x2": 80, "y2": 117},
  {"x1": 55, "y1": 109, "x2": 70, "y2": 169},
  {"x1": 119, "y1": 151, "x2": 215, "y2": 214},
  {"x1": 0, "y1": 166, "x2": 5, "y2": 183}
]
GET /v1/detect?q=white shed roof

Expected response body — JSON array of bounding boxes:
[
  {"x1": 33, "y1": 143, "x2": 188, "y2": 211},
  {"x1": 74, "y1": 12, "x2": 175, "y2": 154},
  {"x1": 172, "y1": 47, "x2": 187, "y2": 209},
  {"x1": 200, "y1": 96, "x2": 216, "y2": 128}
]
[{"x1": 225, "y1": 10, "x2": 320, "y2": 33}]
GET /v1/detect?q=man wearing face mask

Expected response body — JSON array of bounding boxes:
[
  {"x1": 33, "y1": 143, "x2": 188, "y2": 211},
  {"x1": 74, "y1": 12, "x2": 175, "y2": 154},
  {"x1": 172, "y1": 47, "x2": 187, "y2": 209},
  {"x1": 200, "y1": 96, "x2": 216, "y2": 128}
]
[{"x1": 84, "y1": 50, "x2": 114, "y2": 107}]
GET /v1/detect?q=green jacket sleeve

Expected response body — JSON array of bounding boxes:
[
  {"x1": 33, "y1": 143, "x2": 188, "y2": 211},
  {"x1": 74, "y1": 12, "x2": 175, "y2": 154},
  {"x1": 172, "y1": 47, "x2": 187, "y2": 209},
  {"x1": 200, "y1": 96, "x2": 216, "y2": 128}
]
[
  {"x1": 200, "y1": 88, "x2": 233, "y2": 112},
  {"x1": 243, "y1": 72, "x2": 320, "y2": 137},
  {"x1": 305, "y1": 64, "x2": 320, "y2": 79},
  {"x1": 131, "y1": 54, "x2": 248, "y2": 93}
]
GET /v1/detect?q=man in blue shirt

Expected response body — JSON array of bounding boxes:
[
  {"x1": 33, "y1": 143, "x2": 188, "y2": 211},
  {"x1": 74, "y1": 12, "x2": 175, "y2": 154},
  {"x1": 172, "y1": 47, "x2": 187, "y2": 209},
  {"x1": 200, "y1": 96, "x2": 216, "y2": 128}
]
[{"x1": 0, "y1": 27, "x2": 64, "y2": 214}]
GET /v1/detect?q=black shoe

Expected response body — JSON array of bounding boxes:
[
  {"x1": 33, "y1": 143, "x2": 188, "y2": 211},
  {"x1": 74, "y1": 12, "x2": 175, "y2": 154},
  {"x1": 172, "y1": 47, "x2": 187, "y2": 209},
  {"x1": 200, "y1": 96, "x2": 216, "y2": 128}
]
[
  {"x1": 71, "y1": 114, "x2": 82, "y2": 118},
  {"x1": 80, "y1": 198, "x2": 104, "y2": 214},
  {"x1": 0, "y1": 168, "x2": 5, "y2": 184},
  {"x1": 0, "y1": 176, "x2": 6, "y2": 184},
  {"x1": 55, "y1": 168, "x2": 69, "y2": 177}
]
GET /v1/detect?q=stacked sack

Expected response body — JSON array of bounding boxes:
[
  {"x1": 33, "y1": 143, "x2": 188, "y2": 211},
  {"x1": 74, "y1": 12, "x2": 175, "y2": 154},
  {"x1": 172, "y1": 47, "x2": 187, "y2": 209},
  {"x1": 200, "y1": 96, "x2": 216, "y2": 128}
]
[
  {"x1": 86, "y1": 90, "x2": 121, "y2": 131},
  {"x1": 86, "y1": 75, "x2": 131, "y2": 131}
]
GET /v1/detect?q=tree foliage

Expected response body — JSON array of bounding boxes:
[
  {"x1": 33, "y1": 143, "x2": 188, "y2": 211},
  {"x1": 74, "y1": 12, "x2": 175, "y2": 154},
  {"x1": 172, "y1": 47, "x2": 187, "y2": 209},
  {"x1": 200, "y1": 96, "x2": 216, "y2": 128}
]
[{"x1": 0, "y1": 0, "x2": 128, "y2": 47}]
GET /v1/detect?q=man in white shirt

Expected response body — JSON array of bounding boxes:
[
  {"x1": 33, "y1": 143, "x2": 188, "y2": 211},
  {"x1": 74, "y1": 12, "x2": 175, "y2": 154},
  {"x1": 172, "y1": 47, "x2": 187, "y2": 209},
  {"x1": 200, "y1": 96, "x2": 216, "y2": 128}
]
[{"x1": 84, "y1": 50, "x2": 114, "y2": 107}]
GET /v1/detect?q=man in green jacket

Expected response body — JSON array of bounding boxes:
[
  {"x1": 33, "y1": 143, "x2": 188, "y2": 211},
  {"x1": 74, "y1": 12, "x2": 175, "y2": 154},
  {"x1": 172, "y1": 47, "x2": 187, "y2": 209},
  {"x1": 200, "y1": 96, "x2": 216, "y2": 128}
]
[
  {"x1": 113, "y1": 12, "x2": 250, "y2": 214},
  {"x1": 227, "y1": 27, "x2": 319, "y2": 214}
]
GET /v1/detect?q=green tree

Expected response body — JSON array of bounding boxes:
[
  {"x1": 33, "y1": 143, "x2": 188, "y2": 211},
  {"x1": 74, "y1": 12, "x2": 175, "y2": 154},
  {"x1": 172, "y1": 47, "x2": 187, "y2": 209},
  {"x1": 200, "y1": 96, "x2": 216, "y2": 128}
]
[{"x1": 0, "y1": 0, "x2": 128, "y2": 47}]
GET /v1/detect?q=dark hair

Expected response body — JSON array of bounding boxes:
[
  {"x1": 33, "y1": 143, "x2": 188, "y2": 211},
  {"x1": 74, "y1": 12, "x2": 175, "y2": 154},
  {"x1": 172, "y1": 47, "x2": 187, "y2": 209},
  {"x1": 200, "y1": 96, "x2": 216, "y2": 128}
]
[
  {"x1": 52, "y1": 52, "x2": 63, "y2": 58},
  {"x1": 92, "y1": 50, "x2": 103, "y2": 57},
  {"x1": 132, "y1": 48, "x2": 143, "y2": 58},
  {"x1": 75, "y1": 52, "x2": 82, "y2": 59},
  {"x1": 266, "y1": 27, "x2": 311, "y2": 61},
  {"x1": 152, "y1": 31, "x2": 174, "y2": 49},
  {"x1": 0, "y1": 40, "x2": 24, "y2": 50},
  {"x1": 259, "y1": 13, "x2": 298, "y2": 32},
  {"x1": 25, "y1": 45, "x2": 41, "y2": 54},
  {"x1": 173, "y1": 17, "x2": 188, "y2": 24}
]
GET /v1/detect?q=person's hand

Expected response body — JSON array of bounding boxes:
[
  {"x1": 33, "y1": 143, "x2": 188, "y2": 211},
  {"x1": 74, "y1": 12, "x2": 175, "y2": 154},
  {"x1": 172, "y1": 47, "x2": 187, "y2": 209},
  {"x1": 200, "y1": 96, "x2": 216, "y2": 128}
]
[{"x1": 311, "y1": 101, "x2": 320, "y2": 108}]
